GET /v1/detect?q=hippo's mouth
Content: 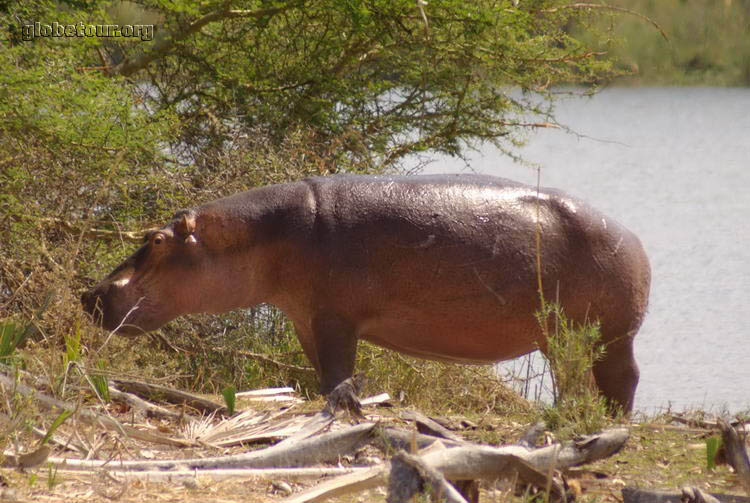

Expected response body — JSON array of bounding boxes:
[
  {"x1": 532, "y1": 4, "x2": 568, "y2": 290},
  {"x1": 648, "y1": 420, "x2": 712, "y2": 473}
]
[{"x1": 81, "y1": 291, "x2": 150, "y2": 335}]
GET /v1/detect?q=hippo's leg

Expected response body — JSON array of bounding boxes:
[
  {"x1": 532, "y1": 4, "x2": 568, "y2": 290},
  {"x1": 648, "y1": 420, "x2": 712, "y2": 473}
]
[
  {"x1": 592, "y1": 335, "x2": 639, "y2": 414},
  {"x1": 309, "y1": 315, "x2": 358, "y2": 393},
  {"x1": 298, "y1": 315, "x2": 362, "y2": 415}
]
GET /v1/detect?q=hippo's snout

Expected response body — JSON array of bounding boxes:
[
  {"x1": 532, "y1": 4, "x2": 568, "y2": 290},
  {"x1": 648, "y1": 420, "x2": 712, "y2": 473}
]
[
  {"x1": 81, "y1": 281, "x2": 135, "y2": 333},
  {"x1": 81, "y1": 286, "x2": 107, "y2": 324}
]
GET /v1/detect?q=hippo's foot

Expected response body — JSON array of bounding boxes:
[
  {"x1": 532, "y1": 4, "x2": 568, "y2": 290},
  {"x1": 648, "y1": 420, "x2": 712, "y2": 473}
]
[{"x1": 323, "y1": 373, "x2": 366, "y2": 419}]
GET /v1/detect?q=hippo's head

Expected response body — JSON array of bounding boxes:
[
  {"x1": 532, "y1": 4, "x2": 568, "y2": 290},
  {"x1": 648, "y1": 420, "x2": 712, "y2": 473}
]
[{"x1": 82, "y1": 210, "x2": 205, "y2": 335}]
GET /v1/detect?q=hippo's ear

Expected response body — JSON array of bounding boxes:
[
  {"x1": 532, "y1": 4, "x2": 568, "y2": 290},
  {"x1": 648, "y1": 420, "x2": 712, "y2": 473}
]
[{"x1": 174, "y1": 210, "x2": 197, "y2": 241}]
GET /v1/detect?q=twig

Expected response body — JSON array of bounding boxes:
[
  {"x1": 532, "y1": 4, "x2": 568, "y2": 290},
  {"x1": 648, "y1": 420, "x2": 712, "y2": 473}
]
[
  {"x1": 539, "y1": 3, "x2": 668, "y2": 41},
  {"x1": 8, "y1": 214, "x2": 146, "y2": 243},
  {"x1": 234, "y1": 349, "x2": 316, "y2": 373},
  {"x1": 31, "y1": 426, "x2": 84, "y2": 454},
  {"x1": 108, "y1": 385, "x2": 191, "y2": 424},
  {"x1": 111, "y1": 378, "x2": 228, "y2": 416}
]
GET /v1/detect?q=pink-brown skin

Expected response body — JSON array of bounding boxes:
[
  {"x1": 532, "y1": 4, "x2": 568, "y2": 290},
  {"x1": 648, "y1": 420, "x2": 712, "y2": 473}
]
[{"x1": 82, "y1": 174, "x2": 650, "y2": 412}]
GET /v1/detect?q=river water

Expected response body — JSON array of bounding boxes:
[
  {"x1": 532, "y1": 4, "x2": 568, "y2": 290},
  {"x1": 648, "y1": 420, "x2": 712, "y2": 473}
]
[{"x1": 422, "y1": 87, "x2": 750, "y2": 414}]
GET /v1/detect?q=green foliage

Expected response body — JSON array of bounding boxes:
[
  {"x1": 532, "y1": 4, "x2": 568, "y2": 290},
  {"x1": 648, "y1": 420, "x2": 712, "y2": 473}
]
[
  {"x1": 64, "y1": 320, "x2": 82, "y2": 366},
  {"x1": 536, "y1": 302, "x2": 611, "y2": 436},
  {"x1": 47, "y1": 464, "x2": 60, "y2": 490},
  {"x1": 222, "y1": 385, "x2": 236, "y2": 416},
  {"x1": 124, "y1": 0, "x2": 622, "y2": 169},
  {"x1": 89, "y1": 360, "x2": 110, "y2": 402},
  {"x1": 0, "y1": 320, "x2": 29, "y2": 362},
  {"x1": 221, "y1": 386, "x2": 237, "y2": 416},
  {"x1": 706, "y1": 435, "x2": 722, "y2": 471},
  {"x1": 575, "y1": 0, "x2": 750, "y2": 85},
  {"x1": 40, "y1": 409, "x2": 74, "y2": 446}
]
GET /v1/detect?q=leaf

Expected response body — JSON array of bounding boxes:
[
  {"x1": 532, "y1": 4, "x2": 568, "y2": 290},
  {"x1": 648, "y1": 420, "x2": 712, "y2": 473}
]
[
  {"x1": 706, "y1": 435, "x2": 722, "y2": 471},
  {"x1": 222, "y1": 385, "x2": 236, "y2": 416},
  {"x1": 41, "y1": 409, "x2": 74, "y2": 446},
  {"x1": 91, "y1": 360, "x2": 110, "y2": 402},
  {"x1": 0, "y1": 320, "x2": 26, "y2": 360},
  {"x1": 64, "y1": 319, "x2": 82, "y2": 365}
]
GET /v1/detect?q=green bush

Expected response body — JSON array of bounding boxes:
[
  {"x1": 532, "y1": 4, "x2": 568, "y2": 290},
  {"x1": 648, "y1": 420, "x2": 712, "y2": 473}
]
[{"x1": 536, "y1": 302, "x2": 612, "y2": 436}]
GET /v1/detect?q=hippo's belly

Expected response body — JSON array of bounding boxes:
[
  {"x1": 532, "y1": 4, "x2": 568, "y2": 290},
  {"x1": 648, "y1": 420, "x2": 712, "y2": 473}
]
[{"x1": 353, "y1": 301, "x2": 542, "y2": 363}]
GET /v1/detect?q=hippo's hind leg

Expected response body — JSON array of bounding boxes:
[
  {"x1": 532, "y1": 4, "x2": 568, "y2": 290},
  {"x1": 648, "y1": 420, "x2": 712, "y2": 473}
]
[{"x1": 592, "y1": 334, "x2": 639, "y2": 414}]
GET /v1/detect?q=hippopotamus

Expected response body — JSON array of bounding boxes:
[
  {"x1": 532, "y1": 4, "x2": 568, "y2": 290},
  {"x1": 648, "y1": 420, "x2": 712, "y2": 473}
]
[{"x1": 82, "y1": 174, "x2": 650, "y2": 412}]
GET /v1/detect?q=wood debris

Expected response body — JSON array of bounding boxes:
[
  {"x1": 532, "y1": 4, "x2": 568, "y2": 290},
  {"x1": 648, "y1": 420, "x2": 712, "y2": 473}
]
[{"x1": 6, "y1": 367, "x2": 750, "y2": 503}]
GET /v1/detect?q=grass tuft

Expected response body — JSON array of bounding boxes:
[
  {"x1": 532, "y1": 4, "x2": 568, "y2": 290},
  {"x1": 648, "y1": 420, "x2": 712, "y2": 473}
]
[{"x1": 355, "y1": 342, "x2": 532, "y2": 416}]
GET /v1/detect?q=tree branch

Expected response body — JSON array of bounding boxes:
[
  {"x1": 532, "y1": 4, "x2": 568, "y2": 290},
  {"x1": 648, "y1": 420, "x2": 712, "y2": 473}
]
[
  {"x1": 112, "y1": 5, "x2": 297, "y2": 77},
  {"x1": 9, "y1": 214, "x2": 148, "y2": 243},
  {"x1": 539, "y1": 3, "x2": 668, "y2": 41}
]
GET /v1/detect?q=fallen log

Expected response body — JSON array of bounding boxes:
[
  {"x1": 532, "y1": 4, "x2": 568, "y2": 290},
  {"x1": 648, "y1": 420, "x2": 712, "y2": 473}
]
[
  {"x1": 400, "y1": 410, "x2": 465, "y2": 443},
  {"x1": 0, "y1": 364, "x2": 188, "y2": 425},
  {"x1": 46, "y1": 422, "x2": 376, "y2": 471},
  {"x1": 111, "y1": 379, "x2": 228, "y2": 416},
  {"x1": 671, "y1": 415, "x2": 749, "y2": 431},
  {"x1": 622, "y1": 487, "x2": 750, "y2": 503},
  {"x1": 423, "y1": 428, "x2": 629, "y2": 479},
  {"x1": 52, "y1": 466, "x2": 370, "y2": 483},
  {"x1": 719, "y1": 419, "x2": 750, "y2": 495},
  {"x1": 360, "y1": 393, "x2": 392, "y2": 407},
  {"x1": 283, "y1": 464, "x2": 389, "y2": 503},
  {"x1": 108, "y1": 385, "x2": 190, "y2": 423},
  {"x1": 376, "y1": 427, "x2": 463, "y2": 452},
  {"x1": 387, "y1": 450, "x2": 469, "y2": 503},
  {"x1": 2, "y1": 445, "x2": 51, "y2": 469},
  {"x1": 283, "y1": 434, "x2": 453, "y2": 503},
  {"x1": 284, "y1": 428, "x2": 628, "y2": 503}
]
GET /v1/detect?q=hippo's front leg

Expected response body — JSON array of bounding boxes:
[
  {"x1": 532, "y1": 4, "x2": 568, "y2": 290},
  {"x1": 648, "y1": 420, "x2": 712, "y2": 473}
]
[{"x1": 297, "y1": 315, "x2": 363, "y2": 416}]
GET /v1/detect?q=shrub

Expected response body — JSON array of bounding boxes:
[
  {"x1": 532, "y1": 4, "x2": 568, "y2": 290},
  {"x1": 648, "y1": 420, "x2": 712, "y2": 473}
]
[{"x1": 536, "y1": 302, "x2": 612, "y2": 436}]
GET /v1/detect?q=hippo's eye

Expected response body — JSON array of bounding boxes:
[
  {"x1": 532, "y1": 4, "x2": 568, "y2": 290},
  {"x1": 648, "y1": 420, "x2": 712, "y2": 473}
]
[{"x1": 153, "y1": 234, "x2": 164, "y2": 245}]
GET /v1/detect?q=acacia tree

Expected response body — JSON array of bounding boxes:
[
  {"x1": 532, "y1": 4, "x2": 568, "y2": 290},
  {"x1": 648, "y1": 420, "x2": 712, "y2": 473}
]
[{"x1": 100, "y1": 0, "x2": 619, "y2": 171}]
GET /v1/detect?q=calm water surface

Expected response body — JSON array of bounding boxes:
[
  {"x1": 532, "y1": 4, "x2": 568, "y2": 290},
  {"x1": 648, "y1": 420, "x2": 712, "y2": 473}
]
[{"x1": 423, "y1": 87, "x2": 750, "y2": 413}]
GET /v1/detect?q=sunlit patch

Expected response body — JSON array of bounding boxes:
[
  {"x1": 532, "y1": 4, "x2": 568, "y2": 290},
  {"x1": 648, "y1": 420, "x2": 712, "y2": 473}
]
[{"x1": 113, "y1": 277, "x2": 131, "y2": 287}]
